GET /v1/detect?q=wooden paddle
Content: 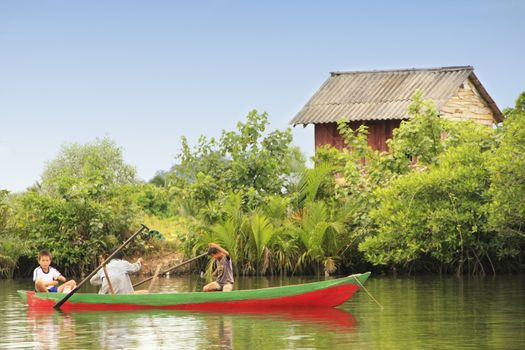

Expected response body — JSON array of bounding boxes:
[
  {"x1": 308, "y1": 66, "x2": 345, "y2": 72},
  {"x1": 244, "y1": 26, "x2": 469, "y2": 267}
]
[
  {"x1": 132, "y1": 252, "x2": 207, "y2": 288},
  {"x1": 53, "y1": 224, "x2": 150, "y2": 310}
]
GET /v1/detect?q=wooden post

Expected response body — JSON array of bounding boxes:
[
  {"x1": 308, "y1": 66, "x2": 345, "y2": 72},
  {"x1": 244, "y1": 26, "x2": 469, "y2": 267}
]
[{"x1": 99, "y1": 256, "x2": 115, "y2": 295}]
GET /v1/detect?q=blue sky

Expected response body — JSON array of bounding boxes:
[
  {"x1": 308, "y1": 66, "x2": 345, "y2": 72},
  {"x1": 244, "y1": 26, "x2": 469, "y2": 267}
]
[{"x1": 1, "y1": 0, "x2": 524, "y2": 192}]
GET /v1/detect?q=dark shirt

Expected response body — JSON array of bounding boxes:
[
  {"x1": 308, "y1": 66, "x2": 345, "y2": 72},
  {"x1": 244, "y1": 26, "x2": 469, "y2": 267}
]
[{"x1": 215, "y1": 255, "x2": 234, "y2": 285}]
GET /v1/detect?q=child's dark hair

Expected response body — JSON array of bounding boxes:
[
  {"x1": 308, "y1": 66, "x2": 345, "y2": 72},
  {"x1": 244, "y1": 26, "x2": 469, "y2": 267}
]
[
  {"x1": 38, "y1": 250, "x2": 52, "y2": 259},
  {"x1": 207, "y1": 247, "x2": 220, "y2": 255}
]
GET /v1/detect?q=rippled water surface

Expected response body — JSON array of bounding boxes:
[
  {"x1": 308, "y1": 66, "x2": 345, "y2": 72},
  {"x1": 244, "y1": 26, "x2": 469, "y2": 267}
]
[{"x1": 1, "y1": 274, "x2": 524, "y2": 349}]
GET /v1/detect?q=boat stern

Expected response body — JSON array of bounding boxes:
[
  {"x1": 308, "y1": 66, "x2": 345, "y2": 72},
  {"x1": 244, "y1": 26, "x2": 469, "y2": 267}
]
[{"x1": 17, "y1": 290, "x2": 59, "y2": 309}]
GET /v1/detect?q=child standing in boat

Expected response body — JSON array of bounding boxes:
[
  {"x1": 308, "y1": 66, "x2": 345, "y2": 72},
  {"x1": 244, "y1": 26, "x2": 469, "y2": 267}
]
[
  {"x1": 203, "y1": 243, "x2": 234, "y2": 292},
  {"x1": 33, "y1": 250, "x2": 76, "y2": 293}
]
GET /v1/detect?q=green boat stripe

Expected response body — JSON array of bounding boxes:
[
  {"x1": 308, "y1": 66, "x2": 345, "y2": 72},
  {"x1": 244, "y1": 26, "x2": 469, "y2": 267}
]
[{"x1": 18, "y1": 272, "x2": 370, "y2": 306}]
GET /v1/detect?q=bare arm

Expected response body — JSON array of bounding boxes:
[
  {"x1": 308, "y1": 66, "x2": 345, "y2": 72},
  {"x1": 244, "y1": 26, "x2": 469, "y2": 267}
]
[
  {"x1": 56, "y1": 275, "x2": 66, "y2": 283},
  {"x1": 208, "y1": 243, "x2": 229, "y2": 256},
  {"x1": 39, "y1": 280, "x2": 59, "y2": 287},
  {"x1": 124, "y1": 258, "x2": 143, "y2": 273}
]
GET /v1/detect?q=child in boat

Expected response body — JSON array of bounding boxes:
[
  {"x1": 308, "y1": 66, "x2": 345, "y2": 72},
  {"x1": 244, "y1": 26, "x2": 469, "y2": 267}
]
[
  {"x1": 33, "y1": 250, "x2": 77, "y2": 293},
  {"x1": 203, "y1": 243, "x2": 234, "y2": 292},
  {"x1": 89, "y1": 251, "x2": 143, "y2": 294}
]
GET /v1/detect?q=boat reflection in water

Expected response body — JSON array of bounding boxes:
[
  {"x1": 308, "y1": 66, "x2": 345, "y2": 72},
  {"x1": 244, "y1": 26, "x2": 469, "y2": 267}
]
[
  {"x1": 25, "y1": 307, "x2": 357, "y2": 349},
  {"x1": 26, "y1": 309, "x2": 77, "y2": 350},
  {"x1": 192, "y1": 307, "x2": 357, "y2": 332}
]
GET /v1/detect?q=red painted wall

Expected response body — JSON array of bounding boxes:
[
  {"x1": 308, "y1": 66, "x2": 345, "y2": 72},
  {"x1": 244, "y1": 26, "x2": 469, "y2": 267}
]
[{"x1": 315, "y1": 120, "x2": 402, "y2": 152}]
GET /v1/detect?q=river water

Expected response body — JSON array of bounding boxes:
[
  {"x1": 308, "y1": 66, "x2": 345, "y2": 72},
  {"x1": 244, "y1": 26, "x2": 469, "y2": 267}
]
[{"x1": 1, "y1": 274, "x2": 524, "y2": 349}]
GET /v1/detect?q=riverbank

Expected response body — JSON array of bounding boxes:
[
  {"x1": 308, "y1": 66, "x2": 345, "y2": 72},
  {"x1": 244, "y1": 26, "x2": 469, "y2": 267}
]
[{"x1": 139, "y1": 250, "x2": 196, "y2": 276}]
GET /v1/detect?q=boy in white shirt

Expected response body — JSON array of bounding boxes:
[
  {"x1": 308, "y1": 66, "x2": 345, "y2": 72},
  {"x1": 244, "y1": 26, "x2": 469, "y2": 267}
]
[{"x1": 33, "y1": 250, "x2": 76, "y2": 293}]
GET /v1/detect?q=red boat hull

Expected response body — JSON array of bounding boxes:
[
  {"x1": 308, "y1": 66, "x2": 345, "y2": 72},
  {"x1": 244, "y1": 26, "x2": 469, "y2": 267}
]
[{"x1": 23, "y1": 283, "x2": 359, "y2": 311}]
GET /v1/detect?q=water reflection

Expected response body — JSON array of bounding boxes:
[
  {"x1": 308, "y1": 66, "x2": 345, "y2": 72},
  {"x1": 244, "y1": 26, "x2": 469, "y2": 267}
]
[
  {"x1": 194, "y1": 307, "x2": 357, "y2": 332},
  {"x1": 24, "y1": 307, "x2": 356, "y2": 349},
  {"x1": 26, "y1": 310, "x2": 72, "y2": 350},
  {"x1": 206, "y1": 315, "x2": 233, "y2": 350}
]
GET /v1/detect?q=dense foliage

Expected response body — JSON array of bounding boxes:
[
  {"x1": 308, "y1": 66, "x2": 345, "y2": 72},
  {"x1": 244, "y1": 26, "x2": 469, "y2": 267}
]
[
  {"x1": 0, "y1": 190, "x2": 31, "y2": 277},
  {"x1": 486, "y1": 93, "x2": 525, "y2": 254},
  {"x1": 3, "y1": 138, "x2": 143, "y2": 276},
  {"x1": 1, "y1": 95, "x2": 524, "y2": 278}
]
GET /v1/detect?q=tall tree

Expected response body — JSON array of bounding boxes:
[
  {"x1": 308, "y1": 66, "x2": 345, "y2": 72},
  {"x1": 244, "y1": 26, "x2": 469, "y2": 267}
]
[{"x1": 13, "y1": 138, "x2": 141, "y2": 275}]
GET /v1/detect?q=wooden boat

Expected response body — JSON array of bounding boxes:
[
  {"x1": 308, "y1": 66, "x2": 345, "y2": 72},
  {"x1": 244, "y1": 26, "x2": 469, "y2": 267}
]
[{"x1": 17, "y1": 272, "x2": 370, "y2": 311}]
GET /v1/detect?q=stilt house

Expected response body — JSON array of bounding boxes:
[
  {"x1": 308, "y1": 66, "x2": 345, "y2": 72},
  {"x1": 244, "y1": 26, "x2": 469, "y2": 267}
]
[{"x1": 291, "y1": 66, "x2": 503, "y2": 152}]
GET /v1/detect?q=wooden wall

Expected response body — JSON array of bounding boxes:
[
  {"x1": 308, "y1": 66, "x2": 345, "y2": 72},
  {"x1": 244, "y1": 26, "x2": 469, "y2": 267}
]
[
  {"x1": 440, "y1": 78, "x2": 496, "y2": 125},
  {"x1": 315, "y1": 119, "x2": 402, "y2": 152},
  {"x1": 313, "y1": 77, "x2": 497, "y2": 152}
]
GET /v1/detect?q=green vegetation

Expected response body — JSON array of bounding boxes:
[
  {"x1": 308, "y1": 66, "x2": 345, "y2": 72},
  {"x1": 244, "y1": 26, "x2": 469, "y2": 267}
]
[
  {"x1": 1, "y1": 94, "x2": 524, "y2": 278},
  {"x1": 0, "y1": 190, "x2": 31, "y2": 278},
  {"x1": 2, "y1": 138, "x2": 144, "y2": 276}
]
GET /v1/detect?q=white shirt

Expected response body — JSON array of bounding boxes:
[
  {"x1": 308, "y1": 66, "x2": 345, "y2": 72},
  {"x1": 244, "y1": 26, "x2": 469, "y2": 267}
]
[
  {"x1": 89, "y1": 259, "x2": 141, "y2": 294},
  {"x1": 33, "y1": 266, "x2": 62, "y2": 291}
]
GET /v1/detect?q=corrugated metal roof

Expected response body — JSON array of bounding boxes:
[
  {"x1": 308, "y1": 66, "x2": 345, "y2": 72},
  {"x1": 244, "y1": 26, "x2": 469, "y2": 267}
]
[{"x1": 291, "y1": 66, "x2": 503, "y2": 124}]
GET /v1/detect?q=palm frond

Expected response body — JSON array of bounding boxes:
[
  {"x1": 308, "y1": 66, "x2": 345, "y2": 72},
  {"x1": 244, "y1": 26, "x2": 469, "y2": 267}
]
[{"x1": 297, "y1": 163, "x2": 334, "y2": 207}]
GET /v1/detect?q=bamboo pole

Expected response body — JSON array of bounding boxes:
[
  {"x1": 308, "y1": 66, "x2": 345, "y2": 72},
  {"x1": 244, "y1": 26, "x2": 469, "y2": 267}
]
[
  {"x1": 147, "y1": 264, "x2": 162, "y2": 293},
  {"x1": 133, "y1": 253, "x2": 206, "y2": 288},
  {"x1": 99, "y1": 256, "x2": 115, "y2": 295}
]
